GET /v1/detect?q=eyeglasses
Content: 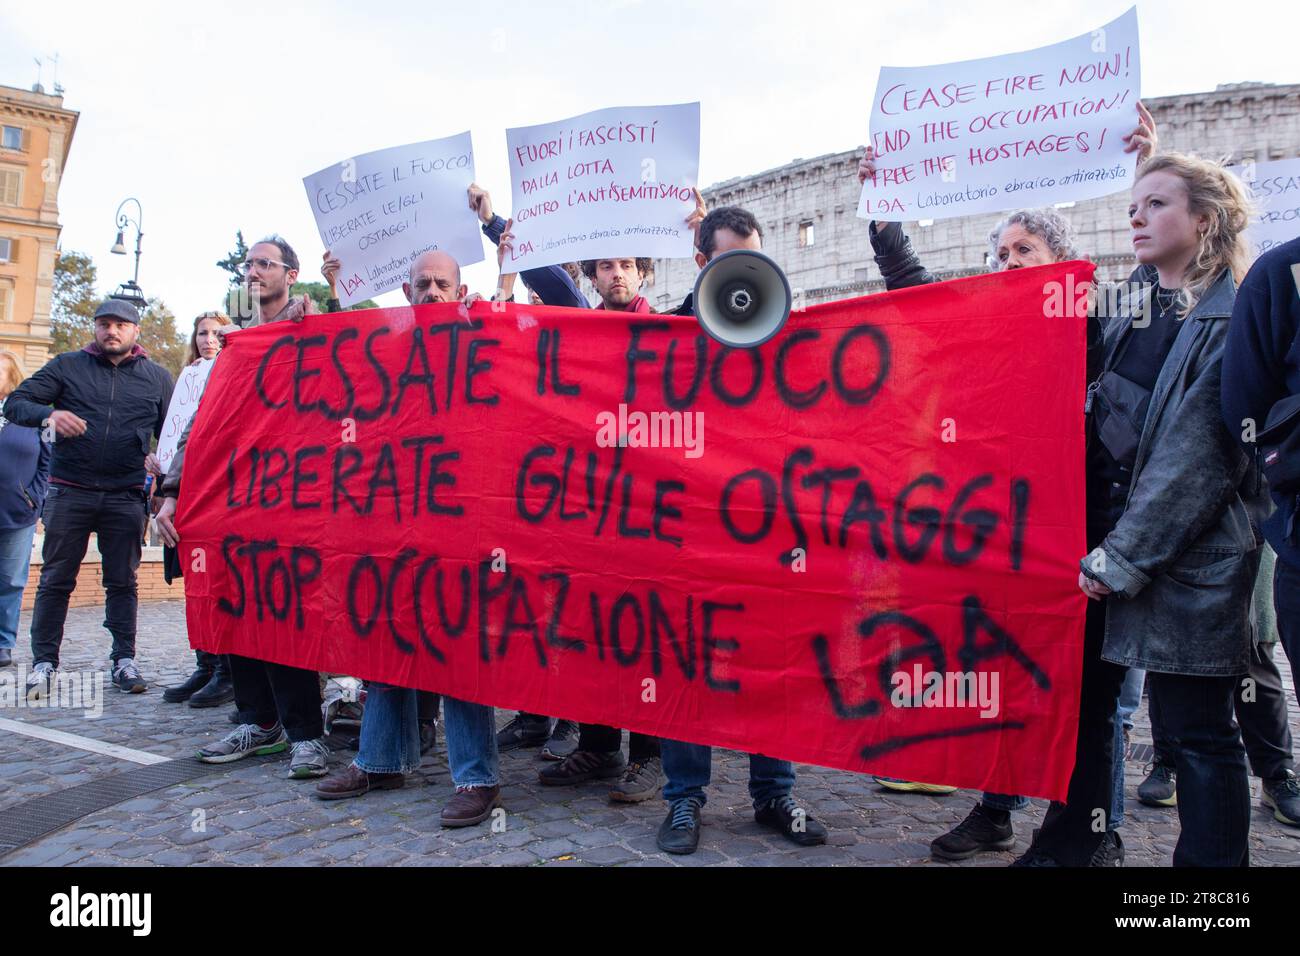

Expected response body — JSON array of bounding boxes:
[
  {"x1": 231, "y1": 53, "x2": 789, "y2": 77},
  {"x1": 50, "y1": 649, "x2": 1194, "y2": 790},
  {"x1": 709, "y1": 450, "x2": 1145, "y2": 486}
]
[{"x1": 239, "y1": 257, "x2": 291, "y2": 275}]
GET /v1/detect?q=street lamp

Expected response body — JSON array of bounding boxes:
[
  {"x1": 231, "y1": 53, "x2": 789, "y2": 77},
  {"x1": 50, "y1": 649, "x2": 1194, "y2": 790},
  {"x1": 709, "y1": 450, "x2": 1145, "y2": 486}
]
[{"x1": 109, "y1": 197, "x2": 146, "y2": 310}]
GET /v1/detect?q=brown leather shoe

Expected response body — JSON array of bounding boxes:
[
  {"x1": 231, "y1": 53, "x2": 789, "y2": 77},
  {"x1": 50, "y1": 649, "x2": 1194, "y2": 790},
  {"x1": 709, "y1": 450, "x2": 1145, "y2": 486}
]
[
  {"x1": 440, "y1": 785, "x2": 502, "y2": 827},
  {"x1": 315, "y1": 763, "x2": 405, "y2": 801}
]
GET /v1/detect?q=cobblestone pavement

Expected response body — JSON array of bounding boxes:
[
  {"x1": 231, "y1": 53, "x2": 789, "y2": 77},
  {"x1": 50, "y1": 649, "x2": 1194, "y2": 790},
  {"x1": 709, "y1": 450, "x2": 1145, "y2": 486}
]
[{"x1": 1, "y1": 601, "x2": 1297, "y2": 867}]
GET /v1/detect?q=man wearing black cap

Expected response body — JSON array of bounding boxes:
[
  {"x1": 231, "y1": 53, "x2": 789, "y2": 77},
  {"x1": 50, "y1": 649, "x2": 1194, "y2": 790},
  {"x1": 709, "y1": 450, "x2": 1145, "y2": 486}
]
[{"x1": 4, "y1": 297, "x2": 174, "y2": 698}]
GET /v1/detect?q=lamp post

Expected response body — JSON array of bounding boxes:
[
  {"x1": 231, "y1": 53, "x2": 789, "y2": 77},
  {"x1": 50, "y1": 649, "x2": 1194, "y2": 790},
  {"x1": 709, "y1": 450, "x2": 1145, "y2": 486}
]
[{"x1": 110, "y1": 197, "x2": 146, "y2": 310}]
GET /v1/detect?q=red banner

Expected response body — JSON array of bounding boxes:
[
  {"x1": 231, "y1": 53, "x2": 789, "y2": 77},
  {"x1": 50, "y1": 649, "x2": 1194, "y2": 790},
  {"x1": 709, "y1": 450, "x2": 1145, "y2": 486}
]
[{"x1": 179, "y1": 261, "x2": 1090, "y2": 799}]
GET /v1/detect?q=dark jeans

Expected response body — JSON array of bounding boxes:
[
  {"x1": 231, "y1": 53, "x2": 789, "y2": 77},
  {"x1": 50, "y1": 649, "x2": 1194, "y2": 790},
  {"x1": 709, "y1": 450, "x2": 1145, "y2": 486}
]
[
  {"x1": 1146, "y1": 671, "x2": 1250, "y2": 867},
  {"x1": 1276, "y1": 558, "x2": 1300, "y2": 679},
  {"x1": 1151, "y1": 642, "x2": 1293, "y2": 780},
  {"x1": 578, "y1": 723, "x2": 660, "y2": 761},
  {"x1": 31, "y1": 485, "x2": 147, "y2": 666},
  {"x1": 1030, "y1": 598, "x2": 1126, "y2": 865},
  {"x1": 230, "y1": 654, "x2": 323, "y2": 742}
]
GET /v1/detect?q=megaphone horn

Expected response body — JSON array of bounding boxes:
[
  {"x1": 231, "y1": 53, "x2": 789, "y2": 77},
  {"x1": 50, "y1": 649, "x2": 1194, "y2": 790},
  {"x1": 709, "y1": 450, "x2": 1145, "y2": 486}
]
[{"x1": 692, "y1": 249, "x2": 792, "y2": 349}]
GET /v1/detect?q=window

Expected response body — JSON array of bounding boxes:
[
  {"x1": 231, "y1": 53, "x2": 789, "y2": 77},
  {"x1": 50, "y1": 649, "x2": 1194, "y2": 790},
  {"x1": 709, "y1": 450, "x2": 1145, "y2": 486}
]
[
  {"x1": 0, "y1": 238, "x2": 10, "y2": 262},
  {"x1": 0, "y1": 169, "x2": 20, "y2": 206},
  {"x1": 1, "y1": 126, "x2": 20, "y2": 150},
  {"x1": 0, "y1": 284, "x2": 10, "y2": 323},
  {"x1": 798, "y1": 221, "x2": 815, "y2": 247}
]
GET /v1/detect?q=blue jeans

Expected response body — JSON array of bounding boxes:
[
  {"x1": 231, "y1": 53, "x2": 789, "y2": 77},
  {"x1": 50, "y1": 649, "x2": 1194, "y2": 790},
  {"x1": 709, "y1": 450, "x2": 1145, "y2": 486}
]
[
  {"x1": 0, "y1": 523, "x2": 36, "y2": 650},
  {"x1": 356, "y1": 687, "x2": 498, "y2": 787},
  {"x1": 981, "y1": 791, "x2": 1030, "y2": 812},
  {"x1": 661, "y1": 740, "x2": 795, "y2": 808},
  {"x1": 354, "y1": 683, "x2": 422, "y2": 775},
  {"x1": 1109, "y1": 667, "x2": 1145, "y2": 831}
]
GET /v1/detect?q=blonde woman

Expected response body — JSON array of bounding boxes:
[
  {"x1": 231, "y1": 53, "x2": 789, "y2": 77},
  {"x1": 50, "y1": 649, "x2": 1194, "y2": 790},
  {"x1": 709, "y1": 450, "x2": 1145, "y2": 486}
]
[
  {"x1": 1019, "y1": 153, "x2": 1266, "y2": 867},
  {"x1": 0, "y1": 350, "x2": 50, "y2": 668}
]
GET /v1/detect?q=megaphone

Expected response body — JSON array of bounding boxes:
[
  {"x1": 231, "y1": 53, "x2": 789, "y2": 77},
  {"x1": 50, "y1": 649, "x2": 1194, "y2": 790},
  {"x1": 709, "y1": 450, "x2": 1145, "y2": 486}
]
[{"x1": 692, "y1": 249, "x2": 792, "y2": 349}]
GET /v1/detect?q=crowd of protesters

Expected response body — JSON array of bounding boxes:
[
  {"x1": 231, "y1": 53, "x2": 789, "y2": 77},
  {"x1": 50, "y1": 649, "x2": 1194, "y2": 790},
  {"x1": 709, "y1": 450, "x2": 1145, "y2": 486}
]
[{"x1": 2, "y1": 98, "x2": 1298, "y2": 865}]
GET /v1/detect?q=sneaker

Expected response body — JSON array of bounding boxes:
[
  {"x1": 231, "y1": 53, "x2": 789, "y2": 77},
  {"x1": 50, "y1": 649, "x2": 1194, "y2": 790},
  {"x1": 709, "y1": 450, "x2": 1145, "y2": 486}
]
[
  {"x1": 111, "y1": 658, "x2": 147, "y2": 694},
  {"x1": 539, "y1": 749, "x2": 626, "y2": 786},
  {"x1": 1010, "y1": 845, "x2": 1061, "y2": 867},
  {"x1": 188, "y1": 672, "x2": 234, "y2": 708},
  {"x1": 1089, "y1": 831, "x2": 1125, "y2": 866},
  {"x1": 288, "y1": 738, "x2": 331, "y2": 779},
  {"x1": 1137, "y1": 761, "x2": 1177, "y2": 807},
  {"x1": 873, "y1": 775, "x2": 958, "y2": 795},
  {"x1": 0, "y1": 648, "x2": 11, "y2": 668},
  {"x1": 162, "y1": 665, "x2": 213, "y2": 703},
  {"x1": 25, "y1": 662, "x2": 55, "y2": 702},
  {"x1": 315, "y1": 763, "x2": 405, "y2": 801},
  {"x1": 441, "y1": 785, "x2": 502, "y2": 827},
  {"x1": 656, "y1": 797, "x2": 702, "y2": 854},
  {"x1": 496, "y1": 713, "x2": 552, "y2": 752},
  {"x1": 755, "y1": 795, "x2": 828, "y2": 847},
  {"x1": 1262, "y1": 770, "x2": 1300, "y2": 827},
  {"x1": 541, "y1": 719, "x2": 580, "y2": 761},
  {"x1": 930, "y1": 803, "x2": 1015, "y2": 860},
  {"x1": 197, "y1": 723, "x2": 289, "y2": 763},
  {"x1": 609, "y1": 757, "x2": 664, "y2": 803}
]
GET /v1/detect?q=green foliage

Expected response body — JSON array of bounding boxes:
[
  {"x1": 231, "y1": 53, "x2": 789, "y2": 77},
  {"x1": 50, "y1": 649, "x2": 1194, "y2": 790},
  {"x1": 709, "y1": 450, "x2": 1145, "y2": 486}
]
[
  {"x1": 51, "y1": 250, "x2": 98, "y2": 355},
  {"x1": 216, "y1": 230, "x2": 249, "y2": 288},
  {"x1": 291, "y1": 280, "x2": 378, "y2": 313}
]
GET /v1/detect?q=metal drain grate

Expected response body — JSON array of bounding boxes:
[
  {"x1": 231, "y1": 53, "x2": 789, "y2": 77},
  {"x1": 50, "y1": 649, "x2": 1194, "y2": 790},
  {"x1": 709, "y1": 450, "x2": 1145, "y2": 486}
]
[{"x1": 0, "y1": 736, "x2": 353, "y2": 858}]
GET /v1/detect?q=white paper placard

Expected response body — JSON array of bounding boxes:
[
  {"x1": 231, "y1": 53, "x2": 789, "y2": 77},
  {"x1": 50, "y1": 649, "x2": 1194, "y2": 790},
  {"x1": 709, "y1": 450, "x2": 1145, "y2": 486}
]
[
  {"x1": 303, "y1": 132, "x2": 485, "y2": 306},
  {"x1": 503, "y1": 102, "x2": 700, "y2": 271},
  {"x1": 859, "y1": 7, "x2": 1141, "y2": 222},
  {"x1": 1228, "y1": 157, "x2": 1300, "y2": 260},
  {"x1": 156, "y1": 359, "x2": 214, "y2": 475}
]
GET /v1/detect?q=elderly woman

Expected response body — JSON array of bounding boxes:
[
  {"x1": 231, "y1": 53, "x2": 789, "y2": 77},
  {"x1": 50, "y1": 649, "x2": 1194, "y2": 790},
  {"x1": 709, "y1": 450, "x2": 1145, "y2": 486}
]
[{"x1": 0, "y1": 349, "x2": 51, "y2": 669}]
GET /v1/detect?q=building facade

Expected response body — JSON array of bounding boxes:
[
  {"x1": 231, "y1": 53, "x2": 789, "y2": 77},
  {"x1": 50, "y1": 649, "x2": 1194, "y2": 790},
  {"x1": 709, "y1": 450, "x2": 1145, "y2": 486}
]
[
  {"x1": 0, "y1": 83, "x2": 78, "y2": 374},
  {"x1": 648, "y1": 82, "x2": 1300, "y2": 310}
]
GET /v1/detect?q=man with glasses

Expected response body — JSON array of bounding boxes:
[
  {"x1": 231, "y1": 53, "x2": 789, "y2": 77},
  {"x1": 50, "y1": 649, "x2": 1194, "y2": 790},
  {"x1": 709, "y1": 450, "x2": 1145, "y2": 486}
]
[
  {"x1": 5, "y1": 298, "x2": 174, "y2": 699},
  {"x1": 156, "y1": 235, "x2": 332, "y2": 780}
]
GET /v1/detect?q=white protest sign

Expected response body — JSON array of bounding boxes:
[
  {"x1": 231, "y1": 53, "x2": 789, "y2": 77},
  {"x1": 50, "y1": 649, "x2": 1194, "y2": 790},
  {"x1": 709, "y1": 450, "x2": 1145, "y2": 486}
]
[
  {"x1": 503, "y1": 102, "x2": 700, "y2": 271},
  {"x1": 156, "y1": 359, "x2": 214, "y2": 475},
  {"x1": 303, "y1": 132, "x2": 485, "y2": 307},
  {"x1": 859, "y1": 7, "x2": 1141, "y2": 222},
  {"x1": 1228, "y1": 157, "x2": 1300, "y2": 259}
]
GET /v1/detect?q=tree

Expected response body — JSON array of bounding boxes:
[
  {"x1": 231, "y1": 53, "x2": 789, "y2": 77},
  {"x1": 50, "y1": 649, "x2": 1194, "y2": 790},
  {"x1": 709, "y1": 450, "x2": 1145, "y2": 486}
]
[
  {"x1": 51, "y1": 250, "x2": 99, "y2": 354},
  {"x1": 291, "y1": 280, "x2": 378, "y2": 313},
  {"x1": 216, "y1": 230, "x2": 249, "y2": 289},
  {"x1": 136, "y1": 299, "x2": 191, "y2": 379}
]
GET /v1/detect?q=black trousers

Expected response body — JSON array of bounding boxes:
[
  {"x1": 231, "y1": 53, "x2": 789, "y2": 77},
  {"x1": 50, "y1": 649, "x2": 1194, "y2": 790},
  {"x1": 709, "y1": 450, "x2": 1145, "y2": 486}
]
[
  {"x1": 1151, "y1": 642, "x2": 1293, "y2": 780},
  {"x1": 1146, "y1": 670, "x2": 1251, "y2": 867},
  {"x1": 1032, "y1": 599, "x2": 1127, "y2": 866},
  {"x1": 578, "y1": 723, "x2": 660, "y2": 761},
  {"x1": 417, "y1": 691, "x2": 440, "y2": 722},
  {"x1": 230, "y1": 654, "x2": 323, "y2": 742},
  {"x1": 30, "y1": 485, "x2": 148, "y2": 666}
]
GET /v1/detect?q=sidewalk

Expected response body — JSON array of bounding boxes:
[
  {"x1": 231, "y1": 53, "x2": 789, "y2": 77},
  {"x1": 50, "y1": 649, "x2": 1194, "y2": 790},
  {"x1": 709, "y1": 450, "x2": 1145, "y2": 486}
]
[{"x1": 2, "y1": 601, "x2": 1297, "y2": 866}]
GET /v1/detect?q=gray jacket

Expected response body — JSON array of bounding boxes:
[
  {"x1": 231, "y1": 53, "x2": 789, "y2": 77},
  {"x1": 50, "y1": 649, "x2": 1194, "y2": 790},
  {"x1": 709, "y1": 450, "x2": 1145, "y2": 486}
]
[{"x1": 1087, "y1": 269, "x2": 1268, "y2": 677}]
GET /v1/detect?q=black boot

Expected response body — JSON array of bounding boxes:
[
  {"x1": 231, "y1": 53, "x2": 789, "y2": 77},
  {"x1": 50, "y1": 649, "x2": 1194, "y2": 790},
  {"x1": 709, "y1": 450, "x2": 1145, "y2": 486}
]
[
  {"x1": 189, "y1": 655, "x2": 235, "y2": 708},
  {"x1": 163, "y1": 652, "x2": 214, "y2": 703}
]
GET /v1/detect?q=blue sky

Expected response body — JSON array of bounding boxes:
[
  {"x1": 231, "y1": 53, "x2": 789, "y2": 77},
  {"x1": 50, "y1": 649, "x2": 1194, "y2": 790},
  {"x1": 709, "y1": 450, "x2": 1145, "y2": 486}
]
[{"x1": 3, "y1": 0, "x2": 1296, "y2": 326}]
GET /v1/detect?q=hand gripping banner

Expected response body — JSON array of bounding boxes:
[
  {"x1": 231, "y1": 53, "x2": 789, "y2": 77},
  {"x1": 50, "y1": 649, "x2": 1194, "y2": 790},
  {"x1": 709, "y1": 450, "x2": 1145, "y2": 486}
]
[{"x1": 179, "y1": 261, "x2": 1091, "y2": 799}]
